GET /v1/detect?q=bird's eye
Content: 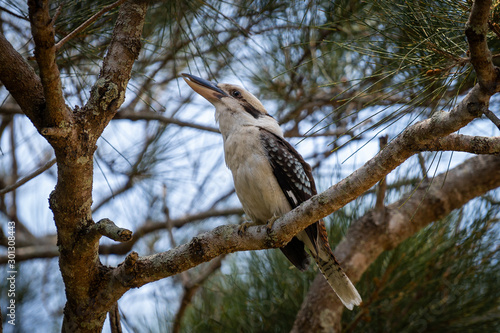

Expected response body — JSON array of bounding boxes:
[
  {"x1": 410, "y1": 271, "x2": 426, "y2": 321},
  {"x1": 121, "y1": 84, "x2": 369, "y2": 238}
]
[{"x1": 231, "y1": 90, "x2": 242, "y2": 98}]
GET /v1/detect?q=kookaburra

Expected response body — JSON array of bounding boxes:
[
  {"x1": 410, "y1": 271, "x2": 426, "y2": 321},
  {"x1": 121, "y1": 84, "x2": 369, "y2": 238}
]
[{"x1": 182, "y1": 73, "x2": 362, "y2": 310}]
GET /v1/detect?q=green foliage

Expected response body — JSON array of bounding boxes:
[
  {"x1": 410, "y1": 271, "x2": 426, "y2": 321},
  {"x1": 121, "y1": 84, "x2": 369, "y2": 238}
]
[
  {"x1": 180, "y1": 208, "x2": 499, "y2": 333},
  {"x1": 180, "y1": 250, "x2": 316, "y2": 333},
  {"x1": 347, "y1": 211, "x2": 500, "y2": 333}
]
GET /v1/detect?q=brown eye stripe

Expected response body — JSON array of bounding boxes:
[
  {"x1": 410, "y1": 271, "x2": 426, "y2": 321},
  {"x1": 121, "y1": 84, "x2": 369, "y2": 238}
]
[{"x1": 242, "y1": 103, "x2": 262, "y2": 119}]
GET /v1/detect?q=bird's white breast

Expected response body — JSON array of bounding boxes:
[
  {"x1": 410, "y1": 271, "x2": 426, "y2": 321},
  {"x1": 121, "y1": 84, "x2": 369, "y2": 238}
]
[{"x1": 223, "y1": 126, "x2": 291, "y2": 224}]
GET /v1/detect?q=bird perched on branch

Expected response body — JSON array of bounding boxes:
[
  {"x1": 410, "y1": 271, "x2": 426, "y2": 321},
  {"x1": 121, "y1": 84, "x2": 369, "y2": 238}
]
[{"x1": 182, "y1": 73, "x2": 362, "y2": 310}]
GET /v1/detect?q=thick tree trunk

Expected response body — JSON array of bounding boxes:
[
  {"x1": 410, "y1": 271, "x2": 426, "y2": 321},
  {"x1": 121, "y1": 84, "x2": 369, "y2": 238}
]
[{"x1": 0, "y1": 1, "x2": 150, "y2": 331}]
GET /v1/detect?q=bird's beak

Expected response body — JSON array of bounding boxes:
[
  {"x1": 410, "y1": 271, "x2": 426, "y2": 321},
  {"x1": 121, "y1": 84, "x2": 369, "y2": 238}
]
[{"x1": 182, "y1": 73, "x2": 227, "y2": 102}]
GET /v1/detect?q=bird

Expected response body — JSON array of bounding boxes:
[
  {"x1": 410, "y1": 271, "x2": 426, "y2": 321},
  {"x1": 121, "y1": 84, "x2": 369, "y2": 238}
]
[{"x1": 182, "y1": 73, "x2": 362, "y2": 310}]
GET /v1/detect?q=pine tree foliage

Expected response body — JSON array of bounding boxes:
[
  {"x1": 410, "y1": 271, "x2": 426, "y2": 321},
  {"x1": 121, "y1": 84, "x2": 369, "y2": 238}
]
[
  {"x1": 346, "y1": 210, "x2": 500, "y2": 332},
  {"x1": 179, "y1": 243, "x2": 315, "y2": 332}
]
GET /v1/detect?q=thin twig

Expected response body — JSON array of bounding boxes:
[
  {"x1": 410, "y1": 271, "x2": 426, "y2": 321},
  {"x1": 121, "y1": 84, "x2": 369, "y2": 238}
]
[
  {"x1": 417, "y1": 153, "x2": 427, "y2": 178},
  {"x1": 426, "y1": 42, "x2": 461, "y2": 62},
  {"x1": 0, "y1": 5, "x2": 29, "y2": 21},
  {"x1": 0, "y1": 158, "x2": 56, "y2": 195},
  {"x1": 55, "y1": 0, "x2": 127, "y2": 52},
  {"x1": 483, "y1": 109, "x2": 500, "y2": 131},
  {"x1": 164, "y1": 184, "x2": 177, "y2": 247},
  {"x1": 114, "y1": 110, "x2": 220, "y2": 133},
  {"x1": 8, "y1": 121, "x2": 18, "y2": 218},
  {"x1": 50, "y1": 5, "x2": 63, "y2": 26}
]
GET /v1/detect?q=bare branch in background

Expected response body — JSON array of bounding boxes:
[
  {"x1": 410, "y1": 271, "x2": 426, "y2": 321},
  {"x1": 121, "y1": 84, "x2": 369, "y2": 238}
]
[
  {"x1": 0, "y1": 158, "x2": 56, "y2": 195},
  {"x1": 114, "y1": 110, "x2": 220, "y2": 133}
]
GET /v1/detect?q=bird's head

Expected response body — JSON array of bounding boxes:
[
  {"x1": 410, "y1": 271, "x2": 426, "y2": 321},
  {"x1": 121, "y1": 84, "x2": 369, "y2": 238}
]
[{"x1": 182, "y1": 73, "x2": 281, "y2": 138}]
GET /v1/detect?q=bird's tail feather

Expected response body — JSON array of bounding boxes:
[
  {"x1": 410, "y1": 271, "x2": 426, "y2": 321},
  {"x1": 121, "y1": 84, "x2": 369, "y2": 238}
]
[
  {"x1": 312, "y1": 251, "x2": 362, "y2": 310},
  {"x1": 296, "y1": 228, "x2": 362, "y2": 310}
]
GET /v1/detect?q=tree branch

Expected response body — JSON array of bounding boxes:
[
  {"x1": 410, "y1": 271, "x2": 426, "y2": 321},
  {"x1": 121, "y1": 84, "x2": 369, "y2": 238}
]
[
  {"x1": 418, "y1": 134, "x2": 500, "y2": 154},
  {"x1": 100, "y1": 207, "x2": 244, "y2": 255},
  {"x1": 108, "y1": 302, "x2": 123, "y2": 333},
  {"x1": 465, "y1": 0, "x2": 499, "y2": 94},
  {"x1": 55, "y1": 0, "x2": 127, "y2": 52},
  {"x1": 88, "y1": 218, "x2": 132, "y2": 242},
  {"x1": 44, "y1": 1, "x2": 150, "y2": 331},
  {"x1": 28, "y1": 0, "x2": 71, "y2": 127},
  {"x1": 483, "y1": 109, "x2": 500, "y2": 130},
  {"x1": 375, "y1": 136, "x2": 388, "y2": 210},
  {"x1": 0, "y1": 34, "x2": 45, "y2": 127}
]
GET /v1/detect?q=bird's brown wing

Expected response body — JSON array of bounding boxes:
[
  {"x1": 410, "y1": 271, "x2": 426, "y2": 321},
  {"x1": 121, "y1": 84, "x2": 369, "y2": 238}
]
[
  {"x1": 259, "y1": 128, "x2": 327, "y2": 268},
  {"x1": 260, "y1": 129, "x2": 361, "y2": 309}
]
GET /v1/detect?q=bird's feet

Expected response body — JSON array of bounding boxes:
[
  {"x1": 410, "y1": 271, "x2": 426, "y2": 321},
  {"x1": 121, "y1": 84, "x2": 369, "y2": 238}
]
[
  {"x1": 238, "y1": 221, "x2": 255, "y2": 235},
  {"x1": 266, "y1": 214, "x2": 280, "y2": 232}
]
